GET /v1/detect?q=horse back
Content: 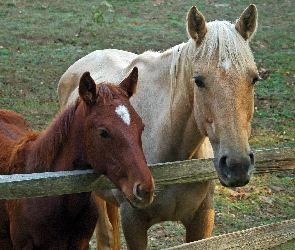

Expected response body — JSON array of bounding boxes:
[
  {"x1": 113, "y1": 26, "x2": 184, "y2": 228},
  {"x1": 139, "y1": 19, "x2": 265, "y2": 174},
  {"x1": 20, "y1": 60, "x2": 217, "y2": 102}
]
[
  {"x1": 0, "y1": 110, "x2": 32, "y2": 141},
  {"x1": 0, "y1": 110, "x2": 30, "y2": 248},
  {"x1": 58, "y1": 49, "x2": 137, "y2": 109},
  {"x1": 0, "y1": 110, "x2": 32, "y2": 175}
]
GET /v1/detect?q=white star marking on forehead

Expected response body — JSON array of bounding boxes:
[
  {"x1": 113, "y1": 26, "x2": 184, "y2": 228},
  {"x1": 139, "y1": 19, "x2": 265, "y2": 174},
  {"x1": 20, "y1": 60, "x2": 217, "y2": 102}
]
[{"x1": 115, "y1": 105, "x2": 130, "y2": 125}]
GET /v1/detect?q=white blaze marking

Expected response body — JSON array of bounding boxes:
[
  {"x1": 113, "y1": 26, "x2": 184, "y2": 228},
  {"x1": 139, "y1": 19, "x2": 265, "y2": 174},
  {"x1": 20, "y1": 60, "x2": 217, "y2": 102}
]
[
  {"x1": 222, "y1": 59, "x2": 232, "y2": 70},
  {"x1": 115, "y1": 105, "x2": 130, "y2": 125}
]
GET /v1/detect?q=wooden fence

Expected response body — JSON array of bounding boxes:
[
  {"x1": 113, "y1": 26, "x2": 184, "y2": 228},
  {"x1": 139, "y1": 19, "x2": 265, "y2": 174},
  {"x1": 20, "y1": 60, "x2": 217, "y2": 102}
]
[
  {"x1": 167, "y1": 218, "x2": 295, "y2": 250},
  {"x1": 1, "y1": 147, "x2": 295, "y2": 249}
]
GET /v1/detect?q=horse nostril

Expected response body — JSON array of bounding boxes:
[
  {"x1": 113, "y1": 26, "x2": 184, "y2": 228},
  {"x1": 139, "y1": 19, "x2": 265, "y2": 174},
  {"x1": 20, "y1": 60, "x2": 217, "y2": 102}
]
[
  {"x1": 220, "y1": 156, "x2": 231, "y2": 178},
  {"x1": 218, "y1": 152, "x2": 255, "y2": 187},
  {"x1": 134, "y1": 183, "x2": 144, "y2": 201},
  {"x1": 249, "y1": 152, "x2": 254, "y2": 163}
]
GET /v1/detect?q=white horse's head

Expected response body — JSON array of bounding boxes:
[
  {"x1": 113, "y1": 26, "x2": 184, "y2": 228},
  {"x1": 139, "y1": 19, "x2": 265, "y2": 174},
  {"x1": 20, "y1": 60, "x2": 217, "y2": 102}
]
[{"x1": 188, "y1": 5, "x2": 259, "y2": 187}]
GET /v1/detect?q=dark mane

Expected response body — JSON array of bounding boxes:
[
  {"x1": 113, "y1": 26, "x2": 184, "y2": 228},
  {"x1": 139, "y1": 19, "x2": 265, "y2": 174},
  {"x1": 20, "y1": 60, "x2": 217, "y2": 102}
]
[
  {"x1": 26, "y1": 83, "x2": 126, "y2": 172},
  {"x1": 2, "y1": 83, "x2": 129, "y2": 175},
  {"x1": 26, "y1": 102, "x2": 78, "y2": 172}
]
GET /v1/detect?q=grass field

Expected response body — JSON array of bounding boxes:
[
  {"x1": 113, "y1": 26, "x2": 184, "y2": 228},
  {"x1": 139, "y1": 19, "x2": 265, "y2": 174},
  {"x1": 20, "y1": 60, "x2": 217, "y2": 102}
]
[{"x1": 1, "y1": 0, "x2": 294, "y2": 249}]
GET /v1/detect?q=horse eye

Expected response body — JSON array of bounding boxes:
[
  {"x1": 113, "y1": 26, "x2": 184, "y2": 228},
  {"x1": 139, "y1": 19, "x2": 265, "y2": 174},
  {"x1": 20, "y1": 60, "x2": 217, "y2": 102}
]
[
  {"x1": 193, "y1": 77, "x2": 205, "y2": 88},
  {"x1": 252, "y1": 75, "x2": 261, "y2": 85},
  {"x1": 99, "y1": 130, "x2": 110, "y2": 139}
]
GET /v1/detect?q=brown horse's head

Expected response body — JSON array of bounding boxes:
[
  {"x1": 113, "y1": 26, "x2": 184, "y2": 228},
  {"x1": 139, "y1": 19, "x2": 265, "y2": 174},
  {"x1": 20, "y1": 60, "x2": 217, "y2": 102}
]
[
  {"x1": 187, "y1": 5, "x2": 259, "y2": 187},
  {"x1": 78, "y1": 67, "x2": 154, "y2": 208}
]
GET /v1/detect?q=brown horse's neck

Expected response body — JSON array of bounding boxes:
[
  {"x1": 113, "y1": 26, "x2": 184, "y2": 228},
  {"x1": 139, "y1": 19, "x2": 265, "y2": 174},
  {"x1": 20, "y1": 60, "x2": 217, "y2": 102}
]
[{"x1": 23, "y1": 103, "x2": 86, "y2": 173}]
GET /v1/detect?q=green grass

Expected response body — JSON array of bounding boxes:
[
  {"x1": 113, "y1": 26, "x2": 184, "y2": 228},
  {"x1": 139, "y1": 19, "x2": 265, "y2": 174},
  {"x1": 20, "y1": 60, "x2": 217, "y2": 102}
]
[
  {"x1": 1, "y1": 0, "x2": 294, "y2": 249},
  {"x1": 1, "y1": 0, "x2": 294, "y2": 143}
]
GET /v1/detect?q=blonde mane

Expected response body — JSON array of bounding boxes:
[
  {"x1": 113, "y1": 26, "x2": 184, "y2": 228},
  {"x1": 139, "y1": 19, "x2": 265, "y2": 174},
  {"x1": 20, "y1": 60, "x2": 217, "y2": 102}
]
[
  {"x1": 169, "y1": 42, "x2": 196, "y2": 120},
  {"x1": 169, "y1": 20, "x2": 255, "y2": 120},
  {"x1": 196, "y1": 20, "x2": 255, "y2": 71}
]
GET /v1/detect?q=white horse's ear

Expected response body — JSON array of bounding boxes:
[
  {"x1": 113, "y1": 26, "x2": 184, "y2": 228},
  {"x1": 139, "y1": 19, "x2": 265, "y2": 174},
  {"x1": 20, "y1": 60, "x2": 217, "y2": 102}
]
[
  {"x1": 119, "y1": 67, "x2": 138, "y2": 98},
  {"x1": 235, "y1": 4, "x2": 258, "y2": 40},
  {"x1": 79, "y1": 71, "x2": 96, "y2": 106},
  {"x1": 186, "y1": 6, "x2": 207, "y2": 45}
]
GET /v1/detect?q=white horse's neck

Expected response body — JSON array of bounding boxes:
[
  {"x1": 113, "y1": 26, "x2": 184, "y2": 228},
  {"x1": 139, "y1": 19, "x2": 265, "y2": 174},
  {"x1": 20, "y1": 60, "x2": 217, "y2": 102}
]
[
  {"x1": 169, "y1": 40, "x2": 196, "y2": 114},
  {"x1": 163, "y1": 40, "x2": 205, "y2": 161}
]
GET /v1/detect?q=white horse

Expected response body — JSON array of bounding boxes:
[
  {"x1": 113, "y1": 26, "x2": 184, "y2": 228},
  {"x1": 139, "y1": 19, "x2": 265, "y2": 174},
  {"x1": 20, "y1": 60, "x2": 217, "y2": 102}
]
[{"x1": 58, "y1": 4, "x2": 259, "y2": 249}]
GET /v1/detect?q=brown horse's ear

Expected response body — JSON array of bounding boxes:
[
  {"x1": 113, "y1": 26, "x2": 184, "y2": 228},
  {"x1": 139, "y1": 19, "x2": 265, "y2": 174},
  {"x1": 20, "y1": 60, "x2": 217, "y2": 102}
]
[
  {"x1": 235, "y1": 4, "x2": 258, "y2": 40},
  {"x1": 119, "y1": 67, "x2": 138, "y2": 98},
  {"x1": 79, "y1": 71, "x2": 97, "y2": 106},
  {"x1": 186, "y1": 6, "x2": 207, "y2": 45}
]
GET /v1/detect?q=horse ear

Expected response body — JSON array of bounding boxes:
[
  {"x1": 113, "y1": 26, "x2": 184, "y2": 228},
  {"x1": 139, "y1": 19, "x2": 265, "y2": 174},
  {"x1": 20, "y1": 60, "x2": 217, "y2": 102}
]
[
  {"x1": 119, "y1": 67, "x2": 138, "y2": 98},
  {"x1": 79, "y1": 71, "x2": 97, "y2": 106},
  {"x1": 186, "y1": 6, "x2": 207, "y2": 45},
  {"x1": 235, "y1": 4, "x2": 258, "y2": 40}
]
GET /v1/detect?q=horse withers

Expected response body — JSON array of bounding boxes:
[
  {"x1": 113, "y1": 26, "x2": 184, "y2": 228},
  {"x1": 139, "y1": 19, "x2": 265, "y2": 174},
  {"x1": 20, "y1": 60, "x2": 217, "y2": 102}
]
[
  {"x1": 58, "y1": 4, "x2": 259, "y2": 249},
  {"x1": 0, "y1": 67, "x2": 154, "y2": 249}
]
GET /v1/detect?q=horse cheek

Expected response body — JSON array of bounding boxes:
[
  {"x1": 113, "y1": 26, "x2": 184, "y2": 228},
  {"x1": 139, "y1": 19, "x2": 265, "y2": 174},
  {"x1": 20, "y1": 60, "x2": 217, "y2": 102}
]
[
  {"x1": 236, "y1": 85, "x2": 255, "y2": 137},
  {"x1": 194, "y1": 92, "x2": 210, "y2": 136},
  {"x1": 85, "y1": 131, "x2": 106, "y2": 174}
]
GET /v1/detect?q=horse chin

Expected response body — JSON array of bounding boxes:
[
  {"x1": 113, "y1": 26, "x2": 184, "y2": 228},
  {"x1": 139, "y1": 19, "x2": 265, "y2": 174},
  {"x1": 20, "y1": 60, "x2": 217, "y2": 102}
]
[
  {"x1": 218, "y1": 177, "x2": 250, "y2": 188},
  {"x1": 124, "y1": 194, "x2": 154, "y2": 209}
]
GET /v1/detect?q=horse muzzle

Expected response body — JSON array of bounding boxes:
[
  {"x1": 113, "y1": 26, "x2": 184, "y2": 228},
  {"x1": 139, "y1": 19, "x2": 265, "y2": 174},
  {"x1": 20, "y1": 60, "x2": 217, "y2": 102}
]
[
  {"x1": 124, "y1": 180, "x2": 155, "y2": 209},
  {"x1": 215, "y1": 152, "x2": 254, "y2": 187}
]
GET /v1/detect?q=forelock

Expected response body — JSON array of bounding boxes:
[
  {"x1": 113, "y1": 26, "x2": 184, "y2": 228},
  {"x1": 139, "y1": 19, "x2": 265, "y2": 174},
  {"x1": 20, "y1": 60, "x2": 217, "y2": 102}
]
[{"x1": 196, "y1": 21, "x2": 255, "y2": 71}]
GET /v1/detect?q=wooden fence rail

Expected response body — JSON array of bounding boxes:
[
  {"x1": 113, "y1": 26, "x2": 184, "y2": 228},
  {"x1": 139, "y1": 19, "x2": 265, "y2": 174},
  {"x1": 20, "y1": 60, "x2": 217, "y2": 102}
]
[
  {"x1": 0, "y1": 147, "x2": 294, "y2": 249},
  {"x1": 166, "y1": 218, "x2": 295, "y2": 250},
  {"x1": 0, "y1": 147, "x2": 294, "y2": 200}
]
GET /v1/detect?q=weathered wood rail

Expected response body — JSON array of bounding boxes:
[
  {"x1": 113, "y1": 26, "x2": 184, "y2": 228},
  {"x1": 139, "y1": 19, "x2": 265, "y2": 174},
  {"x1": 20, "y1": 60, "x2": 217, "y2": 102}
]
[
  {"x1": 0, "y1": 147, "x2": 294, "y2": 249},
  {"x1": 166, "y1": 218, "x2": 295, "y2": 250},
  {"x1": 0, "y1": 147, "x2": 294, "y2": 200}
]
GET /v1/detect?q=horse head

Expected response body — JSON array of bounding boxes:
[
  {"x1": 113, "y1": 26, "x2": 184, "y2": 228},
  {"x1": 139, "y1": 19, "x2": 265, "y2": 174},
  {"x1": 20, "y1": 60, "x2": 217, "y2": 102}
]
[
  {"x1": 78, "y1": 67, "x2": 154, "y2": 207},
  {"x1": 187, "y1": 5, "x2": 259, "y2": 187}
]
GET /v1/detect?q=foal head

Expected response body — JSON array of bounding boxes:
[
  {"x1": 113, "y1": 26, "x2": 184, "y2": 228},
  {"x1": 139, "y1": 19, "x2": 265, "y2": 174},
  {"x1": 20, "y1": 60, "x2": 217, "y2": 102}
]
[
  {"x1": 78, "y1": 67, "x2": 154, "y2": 208},
  {"x1": 187, "y1": 5, "x2": 259, "y2": 187}
]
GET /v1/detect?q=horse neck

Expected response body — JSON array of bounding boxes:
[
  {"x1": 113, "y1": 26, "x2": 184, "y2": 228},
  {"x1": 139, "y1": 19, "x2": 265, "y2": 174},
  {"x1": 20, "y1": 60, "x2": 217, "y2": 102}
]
[
  {"x1": 169, "y1": 39, "x2": 196, "y2": 116},
  {"x1": 172, "y1": 40, "x2": 196, "y2": 83},
  {"x1": 158, "y1": 40, "x2": 205, "y2": 161},
  {"x1": 25, "y1": 104, "x2": 83, "y2": 173}
]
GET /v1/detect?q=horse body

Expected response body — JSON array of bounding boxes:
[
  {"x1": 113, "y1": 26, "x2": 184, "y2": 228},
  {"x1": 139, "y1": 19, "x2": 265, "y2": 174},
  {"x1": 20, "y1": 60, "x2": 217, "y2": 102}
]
[
  {"x1": 60, "y1": 47, "x2": 204, "y2": 164},
  {"x1": 58, "y1": 4, "x2": 259, "y2": 249},
  {"x1": 0, "y1": 68, "x2": 154, "y2": 249},
  {"x1": 0, "y1": 108, "x2": 98, "y2": 250},
  {"x1": 6, "y1": 193, "x2": 96, "y2": 250}
]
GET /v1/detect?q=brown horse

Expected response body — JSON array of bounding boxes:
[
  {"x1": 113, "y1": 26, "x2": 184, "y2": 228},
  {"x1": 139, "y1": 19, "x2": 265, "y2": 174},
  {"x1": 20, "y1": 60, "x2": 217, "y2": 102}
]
[
  {"x1": 58, "y1": 4, "x2": 259, "y2": 249},
  {"x1": 0, "y1": 67, "x2": 154, "y2": 250}
]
